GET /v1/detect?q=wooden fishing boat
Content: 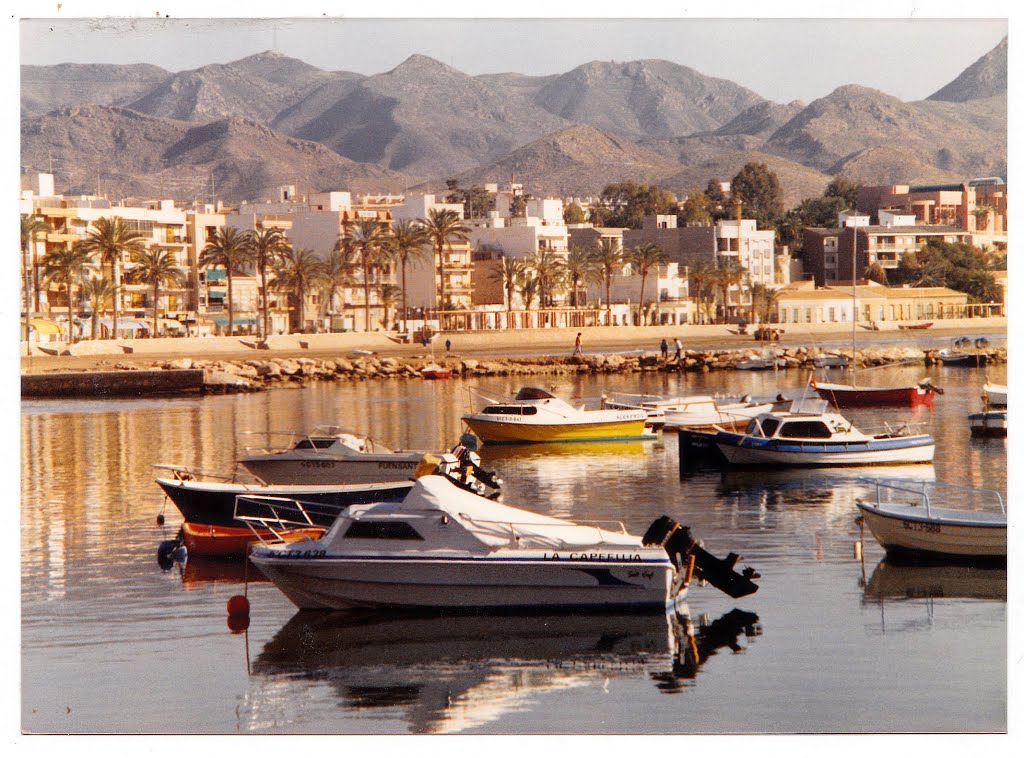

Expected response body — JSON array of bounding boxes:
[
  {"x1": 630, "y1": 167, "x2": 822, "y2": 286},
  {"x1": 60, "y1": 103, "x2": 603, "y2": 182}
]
[
  {"x1": 856, "y1": 481, "x2": 1006, "y2": 561},
  {"x1": 811, "y1": 376, "x2": 939, "y2": 408},
  {"x1": 897, "y1": 322, "x2": 933, "y2": 331},
  {"x1": 181, "y1": 521, "x2": 324, "y2": 557},
  {"x1": 421, "y1": 365, "x2": 452, "y2": 380}
]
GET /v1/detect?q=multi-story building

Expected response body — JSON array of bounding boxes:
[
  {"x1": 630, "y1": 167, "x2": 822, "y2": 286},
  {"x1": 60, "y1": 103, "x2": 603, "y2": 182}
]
[
  {"x1": 774, "y1": 279, "x2": 972, "y2": 325},
  {"x1": 714, "y1": 218, "x2": 777, "y2": 320}
]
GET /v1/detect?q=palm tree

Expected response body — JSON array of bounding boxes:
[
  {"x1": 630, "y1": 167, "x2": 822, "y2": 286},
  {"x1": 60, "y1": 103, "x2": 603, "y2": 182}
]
[
  {"x1": 689, "y1": 262, "x2": 716, "y2": 325},
  {"x1": 422, "y1": 208, "x2": 469, "y2": 314},
  {"x1": 247, "y1": 227, "x2": 291, "y2": 339},
  {"x1": 386, "y1": 219, "x2": 430, "y2": 333},
  {"x1": 528, "y1": 249, "x2": 568, "y2": 308},
  {"x1": 565, "y1": 245, "x2": 596, "y2": 308},
  {"x1": 80, "y1": 275, "x2": 115, "y2": 340},
  {"x1": 376, "y1": 283, "x2": 402, "y2": 331},
  {"x1": 126, "y1": 248, "x2": 185, "y2": 337},
  {"x1": 271, "y1": 247, "x2": 325, "y2": 332},
  {"x1": 41, "y1": 244, "x2": 92, "y2": 344},
  {"x1": 516, "y1": 268, "x2": 539, "y2": 310},
  {"x1": 343, "y1": 219, "x2": 392, "y2": 332},
  {"x1": 590, "y1": 239, "x2": 623, "y2": 325},
  {"x1": 319, "y1": 246, "x2": 359, "y2": 328},
  {"x1": 627, "y1": 243, "x2": 668, "y2": 324},
  {"x1": 971, "y1": 205, "x2": 994, "y2": 232},
  {"x1": 199, "y1": 226, "x2": 252, "y2": 336},
  {"x1": 748, "y1": 283, "x2": 778, "y2": 325},
  {"x1": 82, "y1": 216, "x2": 147, "y2": 339},
  {"x1": 21, "y1": 214, "x2": 51, "y2": 317},
  {"x1": 714, "y1": 259, "x2": 747, "y2": 323},
  {"x1": 489, "y1": 256, "x2": 527, "y2": 314}
]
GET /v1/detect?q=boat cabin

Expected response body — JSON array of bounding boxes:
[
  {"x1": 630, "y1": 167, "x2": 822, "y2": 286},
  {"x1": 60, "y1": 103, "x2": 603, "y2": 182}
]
[{"x1": 742, "y1": 399, "x2": 857, "y2": 441}]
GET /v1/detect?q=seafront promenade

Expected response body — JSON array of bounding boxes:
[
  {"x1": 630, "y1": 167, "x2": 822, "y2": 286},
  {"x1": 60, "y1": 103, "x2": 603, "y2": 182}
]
[{"x1": 20, "y1": 317, "x2": 1008, "y2": 374}]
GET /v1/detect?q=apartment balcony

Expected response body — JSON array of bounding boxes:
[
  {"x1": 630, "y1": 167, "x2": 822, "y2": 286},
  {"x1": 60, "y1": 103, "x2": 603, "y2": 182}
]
[{"x1": 46, "y1": 232, "x2": 79, "y2": 243}]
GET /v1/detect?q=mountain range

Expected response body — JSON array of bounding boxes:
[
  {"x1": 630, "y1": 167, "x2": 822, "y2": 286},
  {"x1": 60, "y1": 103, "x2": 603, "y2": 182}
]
[{"x1": 20, "y1": 38, "x2": 1007, "y2": 206}]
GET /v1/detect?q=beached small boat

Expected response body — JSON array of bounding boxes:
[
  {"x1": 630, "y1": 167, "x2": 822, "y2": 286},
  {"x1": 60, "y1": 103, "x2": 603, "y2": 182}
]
[
  {"x1": 686, "y1": 399, "x2": 934, "y2": 468},
  {"x1": 983, "y1": 383, "x2": 1007, "y2": 408},
  {"x1": 897, "y1": 322, "x2": 933, "y2": 331},
  {"x1": 811, "y1": 353, "x2": 850, "y2": 369},
  {"x1": 811, "y1": 375, "x2": 940, "y2": 408},
  {"x1": 937, "y1": 337, "x2": 989, "y2": 366},
  {"x1": 856, "y1": 481, "x2": 1006, "y2": 561},
  {"x1": 246, "y1": 474, "x2": 759, "y2": 611},
  {"x1": 237, "y1": 426, "x2": 424, "y2": 485},
  {"x1": 968, "y1": 410, "x2": 1007, "y2": 438},
  {"x1": 421, "y1": 365, "x2": 452, "y2": 380},
  {"x1": 463, "y1": 387, "x2": 653, "y2": 444},
  {"x1": 735, "y1": 355, "x2": 783, "y2": 371}
]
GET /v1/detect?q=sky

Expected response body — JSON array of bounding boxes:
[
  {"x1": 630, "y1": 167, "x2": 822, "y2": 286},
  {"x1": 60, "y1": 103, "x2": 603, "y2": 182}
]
[{"x1": 16, "y1": 5, "x2": 1010, "y2": 104}]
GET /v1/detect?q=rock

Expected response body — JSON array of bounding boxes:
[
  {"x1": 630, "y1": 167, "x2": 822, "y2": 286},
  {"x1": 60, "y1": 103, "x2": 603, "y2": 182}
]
[
  {"x1": 256, "y1": 361, "x2": 281, "y2": 378},
  {"x1": 639, "y1": 355, "x2": 659, "y2": 367},
  {"x1": 462, "y1": 359, "x2": 479, "y2": 372},
  {"x1": 167, "y1": 358, "x2": 193, "y2": 370},
  {"x1": 278, "y1": 359, "x2": 300, "y2": 375}
]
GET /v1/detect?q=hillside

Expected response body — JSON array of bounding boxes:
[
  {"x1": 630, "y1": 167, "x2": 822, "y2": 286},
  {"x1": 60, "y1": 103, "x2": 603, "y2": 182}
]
[
  {"x1": 20, "y1": 62, "x2": 170, "y2": 116},
  {"x1": 928, "y1": 36, "x2": 1007, "y2": 102}
]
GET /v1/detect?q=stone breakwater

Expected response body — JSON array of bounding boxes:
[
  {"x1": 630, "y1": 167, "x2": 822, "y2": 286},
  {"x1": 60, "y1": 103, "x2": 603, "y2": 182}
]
[{"x1": 22, "y1": 344, "x2": 1007, "y2": 397}]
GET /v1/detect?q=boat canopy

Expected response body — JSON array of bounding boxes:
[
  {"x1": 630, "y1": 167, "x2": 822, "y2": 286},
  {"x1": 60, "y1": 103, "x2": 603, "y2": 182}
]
[
  {"x1": 514, "y1": 387, "x2": 557, "y2": 401},
  {"x1": 347, "y1": 475, "x2": 639, "y2": 550}
]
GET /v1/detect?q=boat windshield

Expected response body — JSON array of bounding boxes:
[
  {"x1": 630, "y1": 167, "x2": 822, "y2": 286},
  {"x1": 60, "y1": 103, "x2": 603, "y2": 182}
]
[
  {"x1": 746, "y1": 417, "x2": 780, "y2": 437},
  {"x1": 482, "y1": 405, "x2": 539, "y2": 415},
  {"x1": 778, "y1": 420, "x2": 832, "y2": 439},
  {"x1": 294, "y1": 437, "x2": 340, "y2": 450},
  {"x1": 514, "y1": 387, "x2": 557, "y2": 401}
]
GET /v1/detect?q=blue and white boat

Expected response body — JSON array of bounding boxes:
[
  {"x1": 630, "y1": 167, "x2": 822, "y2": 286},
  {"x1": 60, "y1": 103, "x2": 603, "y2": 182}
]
[
  {"x1": 702, "y1": 399, "x2": 934, "y2": 467},
  {"x1": 246, "y1": 474, "x2": 759, "y2": 611}
]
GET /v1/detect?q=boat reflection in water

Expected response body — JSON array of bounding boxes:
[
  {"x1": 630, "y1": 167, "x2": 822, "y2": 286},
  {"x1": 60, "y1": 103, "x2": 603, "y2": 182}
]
[
  {"x1": 251, "y1": 604, "x2": 761, "y2": 734},
  {"x1": 863, "y1": 559, "x2": 1007, "y2": 603},
  {"x1": 178, "y1": 556, "x2": 268, "y2": 589}
]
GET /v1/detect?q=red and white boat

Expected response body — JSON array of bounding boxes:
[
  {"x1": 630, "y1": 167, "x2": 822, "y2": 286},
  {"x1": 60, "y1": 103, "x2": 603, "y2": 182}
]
[
  {"x1": 421, "y1": 364, "x2": 452, "y2": 380},
  {"x1": 811, "y1": 375, "x2": 939, "y2": 408}
]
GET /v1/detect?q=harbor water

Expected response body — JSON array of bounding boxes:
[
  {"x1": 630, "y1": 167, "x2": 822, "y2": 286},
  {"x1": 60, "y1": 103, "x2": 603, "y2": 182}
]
[{"x1": 21, "y1": 364, "x2": 1007, "y2": 733}]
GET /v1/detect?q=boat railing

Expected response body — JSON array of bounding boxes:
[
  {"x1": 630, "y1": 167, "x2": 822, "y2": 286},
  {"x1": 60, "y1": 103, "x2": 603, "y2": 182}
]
[
  {"x1": 233, "y1": 495, "x2": 333, "y2": 545},
  {"x1": 151, "y1": 462, "x2": 263, "y2": 485},
  {"x1": 859, "y1": 420, "x2": 931, "y2": 437},
  {"x1": 239, "y1": 426, "x2": 389, "y2": 456},
  {"x1": 864, "y1": 480, "x2": 1006, "y2": 518}
]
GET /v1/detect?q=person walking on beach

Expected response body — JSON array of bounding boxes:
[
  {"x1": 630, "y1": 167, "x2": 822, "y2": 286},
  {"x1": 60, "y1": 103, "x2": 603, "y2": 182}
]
[
  {"x1": 573, "y1": 332, "x2": 584, "y2": 357},
  {"x1": 445, "y1": 338, "x2": 451, "y2": 353},
  {"x1": 673, "y1": 338, "x2": 683, "y2": 363},
  {"x1": 660, "y1": 338, "x2": 669, "y2": 361}
]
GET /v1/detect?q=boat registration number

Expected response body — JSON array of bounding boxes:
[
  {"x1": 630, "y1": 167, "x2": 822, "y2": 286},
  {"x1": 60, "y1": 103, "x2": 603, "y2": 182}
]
[
  {"x1": 300, "y1": 461, "x2": 336, "y2": 469},
  {"x1": 279, "y1": 549, "x2": 327, "y2": 558},
  {"x1": 901, "y1": 520, "x2": 941, "y2": 534}
]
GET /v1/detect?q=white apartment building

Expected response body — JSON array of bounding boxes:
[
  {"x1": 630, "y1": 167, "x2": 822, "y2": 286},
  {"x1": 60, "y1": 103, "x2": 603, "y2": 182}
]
[{"x1": 715, "y1": 218, "x2": 777, "y2": 319}]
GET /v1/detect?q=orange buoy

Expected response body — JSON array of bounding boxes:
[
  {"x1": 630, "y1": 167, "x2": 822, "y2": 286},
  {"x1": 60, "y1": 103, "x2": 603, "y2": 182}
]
[
  {"x1": 226, "y1": 614, "x2": 250, "y2": 633},
  {"x1": 226, "y1": 595, "x2": 250, "y2": 617}
]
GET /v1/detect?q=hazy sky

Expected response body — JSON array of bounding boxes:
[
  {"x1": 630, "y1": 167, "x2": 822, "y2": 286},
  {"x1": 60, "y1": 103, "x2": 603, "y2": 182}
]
[{"x1": 18, "y1": 13, "x2": 1008, "y2": 104}]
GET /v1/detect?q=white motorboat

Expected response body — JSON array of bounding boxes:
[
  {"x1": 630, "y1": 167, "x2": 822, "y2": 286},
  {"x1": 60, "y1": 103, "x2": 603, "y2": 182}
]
[
  {"x1": 604, "y1": 393, "x2": 772, "y2": 431},
  {"x1": 982, "y1": 383, "x2": 1007, "y2": 408},
  {"x1": 246, "y1": 473, "x2": 759, "y2": 612},
  {"x1": 735, "y1": 355, "x2": 783, "y2": 371},
  {"x1": 238, "y1": 426, "x2": 425, "y2": 485},
  {"x1": 856, "y1": 481, "x2": 1006, "y2": 560},
  {"x1": 968, "y1": 410, "x2": 1007, "y2": 437},
  {"x1": 462, "y1": 387, "x2": 652, "y2": 444},
  {"x1": 699, "y1": 398, "x2": 934, "y2": 467}
]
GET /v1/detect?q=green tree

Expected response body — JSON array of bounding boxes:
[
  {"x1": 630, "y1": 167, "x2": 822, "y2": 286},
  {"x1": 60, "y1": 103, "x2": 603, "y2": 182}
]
[
  {"x1": 80, "y1": 275, "x2": 115, "y2": 340},
  {"x1": 565, "y1": 245, "x2": 597, "y2": 308},
  {"x1": 599, "y1": 181, "x2": 677, "y2": 228},
  {"x1": 388, "y1": 219, "x2": 430, "y2": 332},
  {"x1": 271, "y1": 247, "x2": 325, "y2": 332},
  {"x1": 489, "y1": 256, "x2": 527, "y2": 313},
  {"x1": 445, "y1": 181, "x2": 494, "y2": 219},
  {"x1": 748, "y1": 282, "x2": 778, "y2": 324},
  {"x1": 563, "y1": 202, "x2": 586, "y2": 225},
  {"x1": 199, "y1": 226, "x2": 252, "y2": 337},
  {"x1": 627, "y1": 243, "x2": 669, "y2": 324},
  {"x1": 83, "y1": 216, "x2": 147, "y2": 339},
  {"x1": 730, "y1": 162, "x2": 785, "y2": 228},
  {"x1": 916, "y1": 240, "x2": 1002, "y2": 303},
  {"x1": 792, "y1": 196, "x2": 848, "y2": 229},
  {"x1": 776, "y1": 210, "x2": 806, "y2": 251},
  {"x1": 21, "y1": 214, "x2": 51, "y2": 316},
  {"x1": 376, "y1": 283, "x2": 402, "y2": 331},
  {"x1": 248, "y1": 227, "x2": 291, "y2": 339},
  {"x1": 41, "y1": 243, "x2": 91, "y2": 342},
  {"x1": 126, "y1": 248, "x2": 185, "y2": 337},
  {"x1": 680, "y1": 190, "x2": 713, "y2": 225},
  {"x1": 587, "y1": 199, "x2": 613, "y2": 226},
  {"x1": 528, "y1": 249, "x2": 568, "y2": 307},
  {"x1": 591, "y1": 239, "x2": 623, "y2": 325},
  {"x1": 516, "y1": 268, "x2": 539, "y2": 310},
  {"x1": 863, "y1": 261, "x2": 888, "y2": 285},
  {"x1": 422, "y1": 208, "x2": 470, "y2": 315},
  {"x1": 705, "y1": 178, "x2": 728, "y2": 219},
  {"x1": 824, "y1": 175, "x2": 861, "y2": 210},
  {"x1": 343, "y1": 219, "x2": 391, "y2": 332},
  {"x1": 319, "y1": 246, "x2": 359, "y2": 327},
  {"x1": 688, "y1": 262, "x2": 717, "y2": 324},
  {"x1": 714, "y1": 259, "x2": 748, "y2": 323}
]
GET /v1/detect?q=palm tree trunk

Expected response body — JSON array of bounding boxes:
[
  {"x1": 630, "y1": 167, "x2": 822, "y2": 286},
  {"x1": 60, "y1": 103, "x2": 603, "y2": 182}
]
[
  {"x1": 152, "y1": 281, "x2": 159, "y2": 337},
  {"x1": 226, "y1": 268, "x2": 234, "y2": 337},
  {"x1": 401, "y1": 261, "x2": 408, "y2": 333},
  {"x1": 605, "y1": 277, "x2": 612, "y2": 326},
  {"x1": 297, "y1": 284, "x2": 305, "y2": 329},
  {"x1": 68, "y1": 281, "x2": 76, "y2": 345},
  {"x1": 638, "y1": 274, "x2": 647, "y2": 326},
  {"x1": 260, "y1": 260, "x2": 269, "y2": 340},
  {"x1": 363, "y1": 263, "x2": 371, "y2": 332},
  {"x1": 437, "y1": 243, "x2": 446, "y2": 317},
  {"x1": 31, "y1": 233, "x2": 41, "y2": 313},
  {"x1": 111, "y1": 259, "x2": 120, "y2": 340}
]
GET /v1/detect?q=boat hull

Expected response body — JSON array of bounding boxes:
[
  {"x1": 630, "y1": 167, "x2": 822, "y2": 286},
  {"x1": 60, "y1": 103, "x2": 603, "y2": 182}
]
[
  {"x1": 156, "y1": 479, "x2": 414, "y2": 528},
  {"x1": 938, "y1": 352, "x2": 988, "y2": 367},
  {"x1": 969, "y1": 411, "x2": 1007, "y2": 438},
  {"x1": 983, "y1": 384, "x2": 1007, "y2": 407},
  {"x1": 713, "y1": 433, "x2": 935, "y2": 467},
  {"x1": 857, "y1": 502, "x2": 1006, "y2": 560},
  {"x1": 250, "y1": 552, "x2": 679, "y2": 611},
  {"x1": 814, "y1": 382, "x2": 936, "y2": 408},
  {"x1": 181, "y1": 521, "x2": 324, "y2": 557},
  {"x1": 463, "y1": 416, "x2": 650, "y2": 444},
  {"x1": 238, "y1": 453, "x2": 423, "y2": 485}
]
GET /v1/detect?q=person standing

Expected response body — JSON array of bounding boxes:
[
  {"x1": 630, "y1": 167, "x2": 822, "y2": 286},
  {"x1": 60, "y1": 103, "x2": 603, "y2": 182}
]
[
  {"x1": 573, "y1": 332, "x2": 584, "y2": 357},
  {"x1": 674, "y1": 338, "x2": 683, "y2": 363},
  {"x1": 445, "y1": 338, "x2": 451, "y2": 353},
  {"x1": 660, "y1": 338, "x2": 669, "y2": 361}
]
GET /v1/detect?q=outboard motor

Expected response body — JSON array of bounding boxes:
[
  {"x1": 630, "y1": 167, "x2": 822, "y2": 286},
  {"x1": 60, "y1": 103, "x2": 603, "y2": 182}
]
[{"x1": 643, "y1": 516, "x2": 760, "y2": 599}]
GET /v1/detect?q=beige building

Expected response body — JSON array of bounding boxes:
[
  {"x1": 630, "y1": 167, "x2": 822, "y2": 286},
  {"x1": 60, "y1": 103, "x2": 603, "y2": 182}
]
[{"x1": 775, "y1": 280, "x2": 971, "y2": 325}]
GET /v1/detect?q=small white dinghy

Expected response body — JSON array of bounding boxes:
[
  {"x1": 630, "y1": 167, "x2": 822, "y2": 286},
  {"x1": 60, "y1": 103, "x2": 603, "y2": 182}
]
[
  {"x1": 856, "y1": 481, "x2": 1006, "y2": 561},
  {"x1": 245, "y1": 469, "x2": 760, "y2": 611}
]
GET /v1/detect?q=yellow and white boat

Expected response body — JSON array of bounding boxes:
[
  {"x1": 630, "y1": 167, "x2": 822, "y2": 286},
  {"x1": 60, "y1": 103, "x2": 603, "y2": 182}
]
[{"x1": 462, "y1": 387, "x2": 652, "y2": 444}]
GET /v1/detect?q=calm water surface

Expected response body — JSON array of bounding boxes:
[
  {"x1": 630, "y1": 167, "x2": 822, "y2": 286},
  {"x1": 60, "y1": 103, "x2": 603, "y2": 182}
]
[{"x1": 22, "y1": 364, "x2": 1007, "y2": 733}]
